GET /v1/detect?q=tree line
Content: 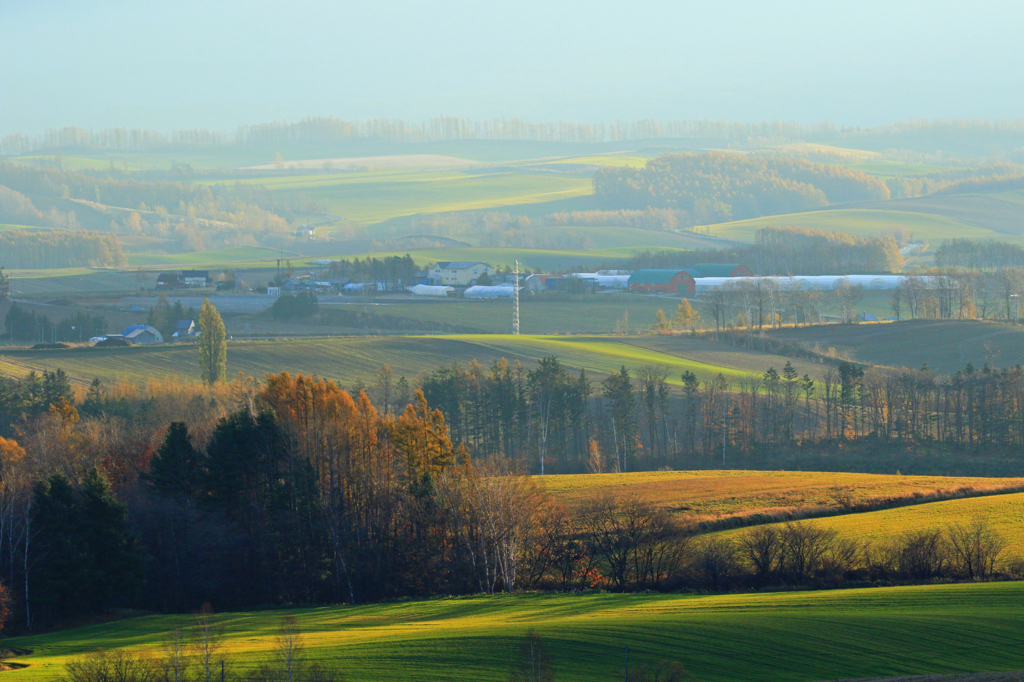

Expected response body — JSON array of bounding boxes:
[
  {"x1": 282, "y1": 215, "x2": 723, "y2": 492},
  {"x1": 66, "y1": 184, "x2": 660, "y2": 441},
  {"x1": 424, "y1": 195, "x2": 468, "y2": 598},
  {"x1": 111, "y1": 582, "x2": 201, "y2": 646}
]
[
  {"x1": 0, "y1": 229, "x2": 126, "y2": 269},
  {"x1": 3, "y1": 305, "x2": 107, "y2": 343},
  {"x1": 593, "y1": 152, "x2": 890, "y2": 223},
  {"x1": 620, "y1": 226, "x2": 903, "y2": 276},
  {"x1": 323, "y1": 255, "x2": 418, "y2": 287},
  {"x1": 0, "y1": 355, "x2": 1021, "y2": 631},
  {"x1": 13, "y1": 117, "x2": 1024, "y2": 157},
  {"x1": 935, "y1": 238, "x2": 1024, "y2": 270},
  {"x1": 0, "y1": 163, "x2": 291, "y2": 250}
]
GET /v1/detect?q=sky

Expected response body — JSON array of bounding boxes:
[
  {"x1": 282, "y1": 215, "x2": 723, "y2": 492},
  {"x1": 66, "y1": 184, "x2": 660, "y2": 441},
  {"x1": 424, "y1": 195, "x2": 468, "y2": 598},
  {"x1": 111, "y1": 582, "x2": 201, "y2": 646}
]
[{"x1": 2, "y1": 0, "x2": 1022, "y2": 136}]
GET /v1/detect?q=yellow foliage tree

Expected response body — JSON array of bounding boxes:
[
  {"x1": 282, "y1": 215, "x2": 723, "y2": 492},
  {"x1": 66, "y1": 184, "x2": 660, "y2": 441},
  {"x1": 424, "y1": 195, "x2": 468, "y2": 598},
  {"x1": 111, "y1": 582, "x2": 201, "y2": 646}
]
[{"x1": 673, "y1": 299, "x2": 701, "y2": 328}]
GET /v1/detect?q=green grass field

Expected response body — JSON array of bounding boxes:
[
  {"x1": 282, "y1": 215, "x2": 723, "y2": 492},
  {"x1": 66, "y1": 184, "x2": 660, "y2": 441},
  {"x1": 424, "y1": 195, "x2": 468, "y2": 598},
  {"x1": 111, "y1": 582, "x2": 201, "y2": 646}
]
[
  {"x1": 0, "y1": 333, "x2": 826, "y2": 387},
  {"x1": 702, "y1": 208, "x2": 1001, "y2": 243},
  {"x1": 536, "y1": 470, "x2": 1024, "y2": 521},
  {"x1": 767, "y1": 319, "x2": 1024, "y2": 374},
  {"x1": 208, "y1": 168, "x2": 593, "y2": 224},
  {"x1": 6, "y1": 583, "x2": 1024, "y2": 681},
  {"x1": 126, "y1": 246, "x2": 293, "y2": 267}
]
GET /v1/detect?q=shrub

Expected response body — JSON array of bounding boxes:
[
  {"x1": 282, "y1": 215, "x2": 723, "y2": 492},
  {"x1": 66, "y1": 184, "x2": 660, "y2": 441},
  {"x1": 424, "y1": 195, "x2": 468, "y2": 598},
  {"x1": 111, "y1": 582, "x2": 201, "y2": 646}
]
[{"x1": 271, "y1": 292, "x2": 319, "y2": 320}]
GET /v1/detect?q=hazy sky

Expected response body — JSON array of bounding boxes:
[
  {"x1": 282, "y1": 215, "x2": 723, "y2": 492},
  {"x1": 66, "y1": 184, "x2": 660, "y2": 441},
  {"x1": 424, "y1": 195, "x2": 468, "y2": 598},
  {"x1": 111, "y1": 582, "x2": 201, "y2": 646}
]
[{"x1": 2, "y1": 0, "x2": 1022, "y2": 136}]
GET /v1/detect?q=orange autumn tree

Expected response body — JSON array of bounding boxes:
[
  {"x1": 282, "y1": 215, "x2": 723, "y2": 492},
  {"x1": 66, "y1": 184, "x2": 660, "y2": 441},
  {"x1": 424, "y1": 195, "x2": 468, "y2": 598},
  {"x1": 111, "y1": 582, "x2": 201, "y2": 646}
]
[
  {"x1": 258, "y1": 373, "x2": 458, "y2": 602},
  {"x1": 391, "y1": 389, "x2": 454, "y2": 484}
]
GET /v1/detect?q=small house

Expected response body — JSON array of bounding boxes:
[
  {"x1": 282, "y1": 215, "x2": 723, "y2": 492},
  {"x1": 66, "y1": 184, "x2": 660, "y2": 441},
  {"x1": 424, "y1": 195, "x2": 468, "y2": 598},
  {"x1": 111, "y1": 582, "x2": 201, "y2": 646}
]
[
  {"x1": 428, "y1": 262, "x2": 494, "y2": 286},
  {"x1": 172, "y1": 320, "x2": 197, "y2": 339},
  {"x1": 182, "y1": 270, "x2": 210, "y2": 288},
  {"x1": 122, "y1": 325, "x2": 164, "y2": 345},
  {"x1": 525, "y1": 274, "x2": 559, "y2": 292},
  {"x1": 156, "y1": 272, "x2": 184, "y2": 289},
  {"x1": 627, "y1": 269, "x2": 696, "y2": 295}
]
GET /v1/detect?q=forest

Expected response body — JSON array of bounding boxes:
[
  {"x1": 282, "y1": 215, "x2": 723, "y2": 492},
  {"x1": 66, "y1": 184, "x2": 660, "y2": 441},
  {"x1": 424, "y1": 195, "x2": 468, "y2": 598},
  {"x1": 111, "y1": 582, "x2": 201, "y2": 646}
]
[
  {"x1": 592, "y1": 152, "x2": 890, "y2": 222},
  {"x1": 0, "y1": 230, "x2": 126, "y2": 269},
  {"x1": 935, "y1": 238, "x2": 1024, "y2": 270},
  {"x1": 0, "y1": 361, "x2": 1020, "y2": 634},
  {"x1": 0, "y1": 163, "x2": 292, "y2": 250}
]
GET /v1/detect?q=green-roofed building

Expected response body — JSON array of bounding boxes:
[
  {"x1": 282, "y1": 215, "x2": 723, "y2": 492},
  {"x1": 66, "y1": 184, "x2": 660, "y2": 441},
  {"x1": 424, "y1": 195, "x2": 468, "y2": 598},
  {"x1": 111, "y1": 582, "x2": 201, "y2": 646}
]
[{"x1": 627, "y1": 269, "x2": 696, "y2": 295}]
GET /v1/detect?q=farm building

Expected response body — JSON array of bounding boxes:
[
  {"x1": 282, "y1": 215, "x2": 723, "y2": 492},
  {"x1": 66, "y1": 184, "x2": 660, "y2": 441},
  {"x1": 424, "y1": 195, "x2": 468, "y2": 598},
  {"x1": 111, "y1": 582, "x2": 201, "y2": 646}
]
[
  {"x1": 409, "y1": 284, "x2": 456, "y2": 297},
  {"x1": 525, "y1": 274, "x2": 559, "y2": 292},
  {"x1": 182, "y1": 270, "x2": 210, "y2": 288},
  {"x1": 693, "y1": 274, "x2": 929, "y2": 293},
  {"x1": 568, "y1": 273, "x2": 630, "y2": 289},
  {"x1": 122, "y1": 325, "x2": 164, "y2": 344},
  {"x1": 627, "y1": 269, "x2": 696, "y2": 295},
  {"x1": 690, "y1": 263, "x2": 755, "y2": 278},
  {"x1": 156, "y1": 272, "x2": 184, "y2": 289},
  {"x1": 428, "y1": 262, "x2": 494, "y2": 286},
  {"x1": 464, "y1": 284, "x2": 519, "y2": 299},
  {"x1": 172, "y1": 320, "x2": 197, "y2": 339}
]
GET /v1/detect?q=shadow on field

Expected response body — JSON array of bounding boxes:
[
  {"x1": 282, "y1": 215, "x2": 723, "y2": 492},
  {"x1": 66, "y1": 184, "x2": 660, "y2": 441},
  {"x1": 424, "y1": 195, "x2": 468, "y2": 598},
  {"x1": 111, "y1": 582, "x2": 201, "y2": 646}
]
[{"x1": 828, "y1": 673, "x2": 1024, "y2": 682}]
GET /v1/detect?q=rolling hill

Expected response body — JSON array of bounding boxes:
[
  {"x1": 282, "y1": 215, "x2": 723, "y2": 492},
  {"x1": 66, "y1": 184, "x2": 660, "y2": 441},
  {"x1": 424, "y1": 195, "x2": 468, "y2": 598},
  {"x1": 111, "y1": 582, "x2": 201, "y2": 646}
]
[
  {"x1": 536, "y1": 470, "x2": 1024, "y2": 522},
  {"x1": 5, "y1": 583, "x2": 1024, "y2": 681},
  {"x1": 0, "y1": 334, "x2": 826, "y2": 387},
  {"x1": 766, "y1": 319, "x2": 1024, "y2": 374}
]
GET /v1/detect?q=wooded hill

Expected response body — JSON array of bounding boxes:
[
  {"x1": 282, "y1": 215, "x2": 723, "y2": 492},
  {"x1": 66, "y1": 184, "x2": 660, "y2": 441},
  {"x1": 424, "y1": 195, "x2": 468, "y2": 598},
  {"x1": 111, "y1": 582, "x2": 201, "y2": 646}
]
[
  {"x1": 621, "y1": 226, "x2": 903, "y2": 275},
  {"x1": 593, "y1": 152, "x2": 891, "y2": 223},
  {"x1": 0, "y1": 230, "x2": 126, "y2": 269}
]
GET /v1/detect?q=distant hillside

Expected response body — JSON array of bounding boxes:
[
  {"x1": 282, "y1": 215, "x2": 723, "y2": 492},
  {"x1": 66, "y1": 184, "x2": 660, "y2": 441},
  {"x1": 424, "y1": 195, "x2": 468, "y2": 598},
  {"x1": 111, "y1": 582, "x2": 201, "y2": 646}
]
[{"x1": 593, "y1": 152, "x2": 890, "y2": 224}]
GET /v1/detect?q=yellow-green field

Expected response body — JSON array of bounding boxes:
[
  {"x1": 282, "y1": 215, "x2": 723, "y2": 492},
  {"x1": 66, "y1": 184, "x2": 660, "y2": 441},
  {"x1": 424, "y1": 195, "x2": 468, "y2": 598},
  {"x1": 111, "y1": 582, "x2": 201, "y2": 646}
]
[
  {"x1": 6, "y1": 583, "x2": 1024, "y2": 681},
  {"x1": 537, "y1": 470, "x2": 1024, "y2": 521},
  {"x1": 0, "y1": 334, "x2": 826, "y2": 387},
  {"x1": 703, "y1": 208, "x2": 1000, "y2": 243},
  {"x1": 718, "y1": 492, "x2": 1024, "y2": 558},
  {"x1": 208, "y1": 168, "x2": 593, "y2": 224}
]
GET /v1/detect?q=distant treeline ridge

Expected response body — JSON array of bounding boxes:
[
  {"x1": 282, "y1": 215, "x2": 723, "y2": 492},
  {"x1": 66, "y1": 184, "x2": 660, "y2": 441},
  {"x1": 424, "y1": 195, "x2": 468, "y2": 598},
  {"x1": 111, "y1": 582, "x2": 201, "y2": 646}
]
[{"x1": 8, "y1": 116, "x2": 1024, "y2": 154}]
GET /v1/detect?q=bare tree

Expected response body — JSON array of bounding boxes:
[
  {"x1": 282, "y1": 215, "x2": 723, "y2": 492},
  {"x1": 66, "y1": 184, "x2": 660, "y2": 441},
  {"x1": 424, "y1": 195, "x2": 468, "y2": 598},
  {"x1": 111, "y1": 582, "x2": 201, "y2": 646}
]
[
  {"x1": 779, "y1": 522, "x2": 836, "y2": 582},
  {"x1": 739, "y1": 525, "x2": 782, "y2": 581},
  {"x1": 509, "y1": 631, "x2": 555, "y2": 682},
  {"x1": 373, "y1": 364, "x2": 395, "y2": 415},
  {"x1": 276, "y1": 615, "x2": 304, "y2": 682},
  {"x1": 947, "y1": 518, "x2": 1006, "y2": 579},
  {"x1": 64, "y1": 648, "x2": 157, "y2": 682},
  {"x1": 159, "y1": 626, "x2": 191, "y2": 682},
  {"x1": 193, "y1": 603, "x2": 224, "y2": 682}
]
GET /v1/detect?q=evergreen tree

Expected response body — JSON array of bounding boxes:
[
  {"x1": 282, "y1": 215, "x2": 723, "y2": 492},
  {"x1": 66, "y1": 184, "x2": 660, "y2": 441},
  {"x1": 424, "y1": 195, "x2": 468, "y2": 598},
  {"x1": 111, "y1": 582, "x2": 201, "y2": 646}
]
[
  {"x1": 198, "y1": 298, "x2": 226, "y2": 384},
  {"x1": 0, "y1": 265, "x2": 8, "y2": 302},
  {"x1": 31, "y1": 473, "x2": 88, "y2": 623},
  {"x1": 148, "y1": 422, "x2": 205, "y2": 498},
  {"x1": 77, "y1": 469, "x2": 145, "y2": 611},
  {"x1": 31, "y1": 470, "x2": 145, "y2": 624}
]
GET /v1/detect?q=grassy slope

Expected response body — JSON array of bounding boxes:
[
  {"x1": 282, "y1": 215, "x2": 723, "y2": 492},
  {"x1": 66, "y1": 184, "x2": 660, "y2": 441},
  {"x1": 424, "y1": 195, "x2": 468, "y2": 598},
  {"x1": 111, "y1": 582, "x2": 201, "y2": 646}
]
[
  {"x1": 703, "y1": 208, "x2": 999, "y2": 243},
  {"x1": 538, "y1": 470, "x2": 1024, "y2": 521},
  {"x1": 340, "y1": 298, "x2": 676, "y2": 334},
  {"x1": 127, "y1": 247, "x2": 289, "y2": 267},
  {"x1": 209, "y1": 169, "x2": 593, "y2": 224},
  {"x1": 0, "y1": 334, "x2": 826, "y2": 386},
  {"x1": 7, "y1": 583, "x2": 1024, "y2": 681},
  {"x1": 718, "y1": 492, "x2": 1024, "y2": 558},
  {"x1": 767, "y1": 319, "x2": 1024, "y2": 374}
]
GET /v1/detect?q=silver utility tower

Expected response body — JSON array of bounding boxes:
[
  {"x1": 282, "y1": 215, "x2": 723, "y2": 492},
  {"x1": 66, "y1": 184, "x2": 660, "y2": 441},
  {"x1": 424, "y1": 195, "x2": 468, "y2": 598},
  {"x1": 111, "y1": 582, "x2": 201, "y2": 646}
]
[{"x1": 513, "y1": 260, "x2": 520, "y2": 335}]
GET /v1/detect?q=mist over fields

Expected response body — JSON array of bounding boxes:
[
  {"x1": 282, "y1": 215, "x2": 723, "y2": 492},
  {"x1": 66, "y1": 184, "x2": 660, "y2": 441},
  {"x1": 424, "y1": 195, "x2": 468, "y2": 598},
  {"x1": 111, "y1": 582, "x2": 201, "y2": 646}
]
[{"x1": 4, "y1": 0, "x2": 1024, "y2": 135}]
